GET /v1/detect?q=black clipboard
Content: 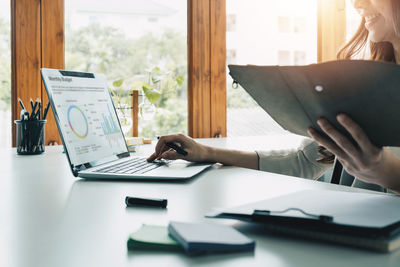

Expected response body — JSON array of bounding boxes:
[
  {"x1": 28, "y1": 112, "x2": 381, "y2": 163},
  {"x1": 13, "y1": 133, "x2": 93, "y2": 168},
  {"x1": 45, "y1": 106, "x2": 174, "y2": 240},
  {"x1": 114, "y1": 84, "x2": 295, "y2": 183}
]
[{"x1": 206, "y1": 190, "x2": 400, "y2": 252}]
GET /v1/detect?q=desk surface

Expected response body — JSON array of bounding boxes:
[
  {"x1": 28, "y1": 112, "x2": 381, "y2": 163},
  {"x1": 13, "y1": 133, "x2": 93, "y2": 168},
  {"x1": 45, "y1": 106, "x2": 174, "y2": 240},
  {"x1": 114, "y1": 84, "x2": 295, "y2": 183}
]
[{"x1": 1, "y1": 136, "x2": 399, "y2": 267}]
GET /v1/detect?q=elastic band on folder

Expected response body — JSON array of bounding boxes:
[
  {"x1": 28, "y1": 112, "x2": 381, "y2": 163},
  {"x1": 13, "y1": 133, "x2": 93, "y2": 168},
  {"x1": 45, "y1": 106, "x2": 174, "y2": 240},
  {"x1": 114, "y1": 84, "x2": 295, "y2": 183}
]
[
  {"x1": 232, "y1": 80, "x2": 239, "y2": 89},
  {"x1": 253, "y1": 208, "x2": 333, "y2": 223}
]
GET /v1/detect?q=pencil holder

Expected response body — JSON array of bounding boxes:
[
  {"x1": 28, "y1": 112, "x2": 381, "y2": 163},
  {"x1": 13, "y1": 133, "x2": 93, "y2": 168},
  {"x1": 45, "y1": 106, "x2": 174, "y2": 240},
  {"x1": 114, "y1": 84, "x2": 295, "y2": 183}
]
[{"x1": 14, "y1": 120, "x2": 46, "y2": 155}]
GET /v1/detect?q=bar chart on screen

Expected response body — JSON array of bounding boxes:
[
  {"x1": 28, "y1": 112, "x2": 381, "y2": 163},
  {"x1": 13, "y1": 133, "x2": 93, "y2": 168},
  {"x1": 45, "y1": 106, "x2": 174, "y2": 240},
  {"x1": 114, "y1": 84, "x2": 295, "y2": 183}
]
[{"x1": 101, "y1": 105, "x2": 119, "y2": 135}]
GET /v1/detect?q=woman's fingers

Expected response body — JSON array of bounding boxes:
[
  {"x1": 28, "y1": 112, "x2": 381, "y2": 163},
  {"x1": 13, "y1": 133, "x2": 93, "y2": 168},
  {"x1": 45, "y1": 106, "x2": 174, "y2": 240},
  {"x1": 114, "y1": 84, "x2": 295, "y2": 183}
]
[
  {"x1": 158, "y1": 149, "x2": 186, "y2": 160},
  {"x1": 146, "y1": 152, "x2": 157, "y2": 162},
  {"x1": 336, "y1": 114, "x2": 377, "y2": 153},
  {"x1": 149, "y1": 134, "x2": 190, "y2": 162},
  {"x1": 307, "y1": 127, "x2": 349, "y2": 161},
  {"x1": 316, "y1": 118, "x2": 360, "y2": 159}
]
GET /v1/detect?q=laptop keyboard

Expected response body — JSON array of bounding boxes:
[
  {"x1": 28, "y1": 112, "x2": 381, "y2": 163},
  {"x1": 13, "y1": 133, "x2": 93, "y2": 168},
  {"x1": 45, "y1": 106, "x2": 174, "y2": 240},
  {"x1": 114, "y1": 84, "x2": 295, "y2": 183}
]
[{"x1": 96, "y1": 158, "x2": 166, "y2": 175}]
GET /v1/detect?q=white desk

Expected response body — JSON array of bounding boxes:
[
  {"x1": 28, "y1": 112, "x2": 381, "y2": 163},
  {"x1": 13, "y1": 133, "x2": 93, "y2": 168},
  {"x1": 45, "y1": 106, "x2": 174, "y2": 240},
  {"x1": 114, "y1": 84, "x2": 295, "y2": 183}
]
[{"x1": 1, "y1": 136, "x2": 399, "y2": 267}]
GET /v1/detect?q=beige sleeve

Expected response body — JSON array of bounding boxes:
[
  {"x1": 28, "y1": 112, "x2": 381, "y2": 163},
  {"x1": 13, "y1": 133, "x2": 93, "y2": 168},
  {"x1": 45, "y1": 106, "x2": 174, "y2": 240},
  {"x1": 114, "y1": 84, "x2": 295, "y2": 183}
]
[{"x1": 256, "y1": 138, "x2": 332, "y2": 180}]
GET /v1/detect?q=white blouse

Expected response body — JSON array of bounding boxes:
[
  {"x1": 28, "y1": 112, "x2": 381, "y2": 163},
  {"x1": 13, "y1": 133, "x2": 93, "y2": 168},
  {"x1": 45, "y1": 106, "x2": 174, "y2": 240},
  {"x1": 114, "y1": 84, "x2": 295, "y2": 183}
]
[{"x1": 256, "y1": 138, "x2": 400, "y2": 192}]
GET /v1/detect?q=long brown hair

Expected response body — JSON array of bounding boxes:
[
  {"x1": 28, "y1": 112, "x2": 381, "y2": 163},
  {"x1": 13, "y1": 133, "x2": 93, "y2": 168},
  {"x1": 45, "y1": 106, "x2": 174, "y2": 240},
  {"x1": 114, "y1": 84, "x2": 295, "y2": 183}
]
[{"x1": 317, "y1": 0, "x2": 400, "y2": 164}]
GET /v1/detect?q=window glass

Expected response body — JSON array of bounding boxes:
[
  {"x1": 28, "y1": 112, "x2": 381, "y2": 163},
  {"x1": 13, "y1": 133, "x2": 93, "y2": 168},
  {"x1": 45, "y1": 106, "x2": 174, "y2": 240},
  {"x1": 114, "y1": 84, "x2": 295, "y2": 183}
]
[
  {"x1": 0, "y1": 1, "x2": 11, "y2": 147},
  {"x1": 65, "y1": 0, "x2": 187, "y2": 138},
  {"x1": 226, "y1": 0, "x2": 318, "y2": 137}
]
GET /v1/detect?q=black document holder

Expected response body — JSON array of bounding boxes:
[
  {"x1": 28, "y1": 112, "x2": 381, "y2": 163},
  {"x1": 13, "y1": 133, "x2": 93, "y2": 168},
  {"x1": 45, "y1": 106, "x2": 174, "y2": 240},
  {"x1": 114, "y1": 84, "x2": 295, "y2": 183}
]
[
  {"x1": 228, "y1": 60, "x2": 400, "y2": 147},
  {"x1": 206, "y1": 190, "x2": 400, "y2": 252}
]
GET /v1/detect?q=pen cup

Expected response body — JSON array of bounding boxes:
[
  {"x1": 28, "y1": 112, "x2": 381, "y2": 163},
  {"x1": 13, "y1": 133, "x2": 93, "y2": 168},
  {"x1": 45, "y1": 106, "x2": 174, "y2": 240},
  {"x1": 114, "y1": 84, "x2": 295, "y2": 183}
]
[{"x1": 14, "y1": 120, "x2": 46, "y2": 155}]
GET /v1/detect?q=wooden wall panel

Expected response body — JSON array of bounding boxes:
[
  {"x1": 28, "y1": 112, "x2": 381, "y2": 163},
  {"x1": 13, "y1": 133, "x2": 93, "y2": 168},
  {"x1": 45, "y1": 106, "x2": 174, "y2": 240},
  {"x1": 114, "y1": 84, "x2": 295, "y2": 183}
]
[
  {"x1": 188, "y1": 0, "x2": 226, "y2": 138},
  {"x1": 11, "y1": 0, "x2": 42, "y2": 146},
  {"x1": 41, "y1": 0, "x2": 64, "y2": 145}
]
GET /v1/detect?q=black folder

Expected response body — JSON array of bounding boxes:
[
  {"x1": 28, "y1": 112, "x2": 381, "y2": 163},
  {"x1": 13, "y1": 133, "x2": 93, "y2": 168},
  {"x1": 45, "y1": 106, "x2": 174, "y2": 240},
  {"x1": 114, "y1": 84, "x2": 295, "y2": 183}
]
[
  {"x1": 228, "y1": 60, "x2": 400, "y2": 147},
  {"x1": 206, "y1": 190, "x2": 400, "y2": 252}
]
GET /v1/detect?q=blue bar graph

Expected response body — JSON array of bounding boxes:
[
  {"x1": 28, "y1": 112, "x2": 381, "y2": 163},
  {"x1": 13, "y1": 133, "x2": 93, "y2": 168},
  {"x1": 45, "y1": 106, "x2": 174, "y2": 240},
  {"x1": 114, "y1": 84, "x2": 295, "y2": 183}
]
[{"x1": 101, "y1": 105, "x2": 119, "y2": 135}]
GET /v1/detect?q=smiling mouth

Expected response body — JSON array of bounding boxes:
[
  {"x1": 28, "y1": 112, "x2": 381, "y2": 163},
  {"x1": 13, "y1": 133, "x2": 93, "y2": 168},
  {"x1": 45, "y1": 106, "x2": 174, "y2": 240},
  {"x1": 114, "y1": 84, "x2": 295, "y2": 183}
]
[{"x1": 364, "y1": 13, "x2": 381, "y2": 29}]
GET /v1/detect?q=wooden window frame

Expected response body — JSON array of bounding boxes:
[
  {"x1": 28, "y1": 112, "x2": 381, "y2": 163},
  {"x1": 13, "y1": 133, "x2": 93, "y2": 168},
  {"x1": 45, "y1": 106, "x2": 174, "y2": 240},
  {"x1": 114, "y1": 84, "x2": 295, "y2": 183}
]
[{"x1": 11, "y1": 0, "x2": 346, "y2": 145}]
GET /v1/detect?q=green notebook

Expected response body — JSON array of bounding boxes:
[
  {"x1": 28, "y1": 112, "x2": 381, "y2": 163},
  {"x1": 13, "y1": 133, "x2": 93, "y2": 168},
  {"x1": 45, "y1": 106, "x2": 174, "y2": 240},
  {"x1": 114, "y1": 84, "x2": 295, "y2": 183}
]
[{"x1": 127, "y1": 224, "x2": 182, "y2": 251}]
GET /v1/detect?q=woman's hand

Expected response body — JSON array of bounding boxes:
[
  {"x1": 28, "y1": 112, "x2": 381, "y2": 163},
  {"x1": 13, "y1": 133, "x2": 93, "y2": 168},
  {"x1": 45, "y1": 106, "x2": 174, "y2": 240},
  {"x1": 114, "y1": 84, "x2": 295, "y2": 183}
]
[
  {"x1": 307, "y1": 114, "x2": 400, "y2": 190},
  {"x1": 147, "y1": 134, "x2": 209, "y2": 162},
  {"x1": 147, "y1": 133, "x2": 259, "y2": 169}
]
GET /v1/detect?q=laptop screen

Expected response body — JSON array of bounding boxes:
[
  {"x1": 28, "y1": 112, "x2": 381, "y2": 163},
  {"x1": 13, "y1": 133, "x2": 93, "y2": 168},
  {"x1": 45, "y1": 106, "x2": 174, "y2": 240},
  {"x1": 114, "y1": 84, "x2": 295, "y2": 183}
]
[{"x1": 41, "y1": 68, "x2": 128, "y2": 166}]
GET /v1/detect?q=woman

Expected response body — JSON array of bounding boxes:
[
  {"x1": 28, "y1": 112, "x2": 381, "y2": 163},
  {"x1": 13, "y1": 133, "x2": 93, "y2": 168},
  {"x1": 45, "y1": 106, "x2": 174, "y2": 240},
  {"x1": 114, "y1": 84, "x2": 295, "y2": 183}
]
[{"x1": 148, "y1": 0, "x2": 400, "y2": 193}]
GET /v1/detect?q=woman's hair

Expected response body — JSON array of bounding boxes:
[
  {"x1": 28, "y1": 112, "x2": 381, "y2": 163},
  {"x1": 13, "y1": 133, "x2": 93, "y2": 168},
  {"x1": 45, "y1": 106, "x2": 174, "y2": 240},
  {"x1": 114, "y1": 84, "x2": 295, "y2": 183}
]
[{"x1": 317, "y1": 0, "x2": 400, "y2": 164}]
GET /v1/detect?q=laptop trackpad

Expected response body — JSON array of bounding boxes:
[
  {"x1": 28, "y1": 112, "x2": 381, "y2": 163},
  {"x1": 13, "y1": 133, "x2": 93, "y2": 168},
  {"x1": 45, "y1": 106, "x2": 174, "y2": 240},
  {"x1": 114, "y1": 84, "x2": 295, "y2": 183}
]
[{"x1": 149, "y1": 160, "x2": 211, "y2": 178}]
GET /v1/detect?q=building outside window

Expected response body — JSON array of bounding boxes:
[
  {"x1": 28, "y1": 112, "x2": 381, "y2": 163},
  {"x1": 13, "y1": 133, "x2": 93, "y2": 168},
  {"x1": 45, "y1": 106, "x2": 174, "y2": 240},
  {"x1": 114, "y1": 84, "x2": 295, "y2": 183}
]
[
  {"x1": 227, "y1": 49, "x2": 237, "y2": 65},
  {"x1": 226, "y1": 0, "x2": 317, "y2": 137},
  {"x1": 278, "y1": 16, "x2": 291, "y2": 33},
  {"x1": 227, "y1": 14, "x2": 237, "y2": 32},
  {"x1": 294, "y1": 50, "x2": 307, "y2": 65},
  {"x1": 278, "y1": 50, "x2": 291, "y2": 65},
  {"x1": 293, "y1": 17, "x2": 307, "y2": 33}
]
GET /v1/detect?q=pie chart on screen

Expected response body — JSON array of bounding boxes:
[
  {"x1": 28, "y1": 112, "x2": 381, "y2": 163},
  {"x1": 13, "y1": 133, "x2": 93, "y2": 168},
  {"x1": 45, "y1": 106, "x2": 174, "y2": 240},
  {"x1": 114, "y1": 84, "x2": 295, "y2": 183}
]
[{"x1": 67, "y1": 105, "x2": 89, "y2": 139}]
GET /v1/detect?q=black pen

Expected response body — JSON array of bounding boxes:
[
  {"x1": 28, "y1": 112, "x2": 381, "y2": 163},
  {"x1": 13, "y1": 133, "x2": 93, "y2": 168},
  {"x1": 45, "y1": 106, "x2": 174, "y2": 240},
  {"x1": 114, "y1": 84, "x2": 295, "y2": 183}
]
[
  {"x1": 125, "y1": 196, "x2": 168, "y2": 208},
  {"x1": 37, "y1": 102, "x2": 42, "y2": 120},
  {"x1": 165, "y1": 142, "x2": 188, "y2": 156},
  {"x1": 30, "y1": 99, "x2": 38, "y2": 120},
  {"x1": 43, "y1": 102, "x2": 50, "y2": 120},
  {"x1": 18, "y1": 98, "x2": 26, "y2": 110},
  {"x1": 30, "y1": 98, "x2": 41, "y2": 120}
]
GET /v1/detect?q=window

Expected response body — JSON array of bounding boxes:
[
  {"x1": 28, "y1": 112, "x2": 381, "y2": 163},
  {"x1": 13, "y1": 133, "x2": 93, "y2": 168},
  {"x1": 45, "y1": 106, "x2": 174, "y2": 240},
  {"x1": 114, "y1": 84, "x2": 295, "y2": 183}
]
[
  {"x1": 278, "y1": 16, "x2": 291, "y2": 33},
  {"x1": 227, "y1": 49, "x2": 237, "y2": 64},
  {"x1": 294, "y1": 50, "x2": 306, "y2": 65},
  {"x1": 278, "y1": 50, "x2": 291, "y2": 65},
  {"x1": 0, "y1": 1, "x2": 10, "y2": 148},
  {"x1": 65, "y1": 0, "x2": 187, "y2": 139},
  {"x1": 293, "y1": 17, "x2": 307, "y2": 33},
  {"x1": 278, "y1": 16, "x2": 307, "y2": 34},
  {"x1": 227, "y1": 14, "x2": 237, "y2": 32},
  {"x1": 226, "y1": 0, "x2": 317, "y2": 137}
]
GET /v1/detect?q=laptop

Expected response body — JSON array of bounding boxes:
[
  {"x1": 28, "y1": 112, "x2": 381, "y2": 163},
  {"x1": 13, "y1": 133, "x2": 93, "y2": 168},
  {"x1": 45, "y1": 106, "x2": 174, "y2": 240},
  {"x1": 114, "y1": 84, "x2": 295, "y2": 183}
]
[{"x1": 41, "y1": 68, "x2": 211, "y2": 180}]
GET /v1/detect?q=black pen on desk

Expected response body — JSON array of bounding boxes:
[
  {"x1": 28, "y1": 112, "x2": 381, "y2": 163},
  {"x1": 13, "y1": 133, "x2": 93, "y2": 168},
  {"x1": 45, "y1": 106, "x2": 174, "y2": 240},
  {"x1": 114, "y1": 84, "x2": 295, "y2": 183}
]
[{"x1": 125, "y1": 196, "x2": 168, "y2": 208}]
